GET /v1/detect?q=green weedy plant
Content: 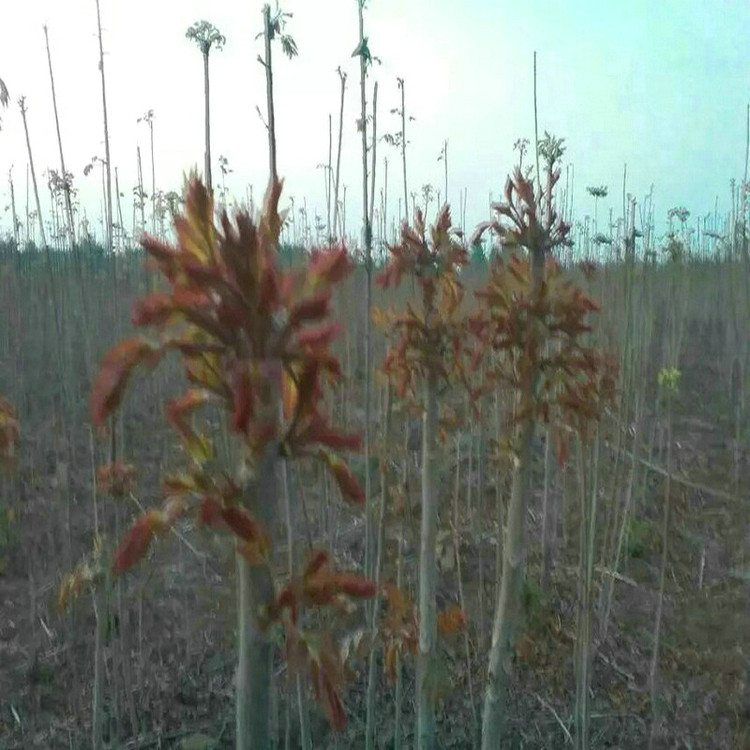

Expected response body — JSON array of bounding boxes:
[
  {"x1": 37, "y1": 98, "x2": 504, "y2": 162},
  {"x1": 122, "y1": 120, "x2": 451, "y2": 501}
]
[{"x1": 64, "y1": 175, "x2": 376, "y2": 749}]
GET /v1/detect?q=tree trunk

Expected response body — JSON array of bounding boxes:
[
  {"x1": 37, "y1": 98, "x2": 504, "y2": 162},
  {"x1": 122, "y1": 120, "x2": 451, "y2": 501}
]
[
  {"x1": 8, "y1": 169, "x2": 19, "y2": 248},
  {"x1": 399, "y1": 79, "x2": 408, "y2": 221},
  {"x1": 357, "y1": 0, "x2": 374, "y2": 590},
  {"x1": 43, "y1": 25, "x2": 76, "y2": 247},
  {"x1": 368, "y1": 82, "x2": 378, "y2": 229},
  {"x1": 365, "y1": 385, "x2": 392, "y2": 750},
  {"x1": 18, "y1": 100, "x2": 47, "y2": 250},
  {"x1": 482, "y1": 243, "x2": 545, "y2": 748},
  {"x1": 481, "y1": 413, "x2": 534, "y2": 748},
  {"x1": 648, "y1": 391, "x2": 673, "y2": 749},
  {"x1": 203, "y1": 50, "x2": 212, "y2": 192},
  {"x1": 416, "y1": 370, "x2": 439, "y2": 749},
  {"x1": 263, "y1": 5, "x2": 277, "y2": 182},
  {"x1": 236, "y1": 443, "x2": 278, "y2": 750},
  {"x1": 332, "y1": 70, "x2": 346, "y2": 240},
  {"x1": 95, "y1": 0, "x2": 113, "y2": 256}
]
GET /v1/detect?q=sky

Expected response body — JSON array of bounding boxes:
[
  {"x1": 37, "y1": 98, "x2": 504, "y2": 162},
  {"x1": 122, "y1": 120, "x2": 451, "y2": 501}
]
[{"x1": 1, "y1": 0, "x2": 749, "y2": 246}]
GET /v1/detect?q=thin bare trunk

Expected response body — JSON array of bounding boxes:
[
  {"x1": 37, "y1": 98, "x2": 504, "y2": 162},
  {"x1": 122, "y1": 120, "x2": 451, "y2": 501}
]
[
  {"x1": 282, "y1": 461, "x2": 311, "y2": 750},
  {"x1": 417, "y1": 371, "x2": 439, "y2": 749},
  {"x1": 263, "y1": 4, "x2": 277, "y2": 182},
  {"x1": 648, "y1": 392, "x2": 673, "y2": 749},
  {"x1": 95, "y1": 0, "x2": 113, "y2": 255},
  {"x1": 18, "y1": 99, "x2": 47, "y2": 250},
  {"x1": 44, "y1": 25, "x2": 76, "y2": 246},
  {"x1": 482, "y1": 238, "x2": 545, "y2": 749},
  {"x1": 203, "y1": 51, "x2": 212, "y2": 191},
  {"x1": 369, "y1": 82, "x2": 378, "y2": 230},
  {"x1": 237, "y1": 443, "x2": 278, "y2": 750},
  {"x1": 365, "y1": 386, "x2": 392, "y2": 750},
  {"x1": 357, "y1": 1, "x2": 374, "y2": 589},
  {"x1": 9, "y1": 169, "x2": 19, "y2": 247},
  {"x1": 332, "y1": 69, "x2": 346, "y2": 239},
  {"x1": 398, "y1": 78, "x2": 408, "y2": 221}
]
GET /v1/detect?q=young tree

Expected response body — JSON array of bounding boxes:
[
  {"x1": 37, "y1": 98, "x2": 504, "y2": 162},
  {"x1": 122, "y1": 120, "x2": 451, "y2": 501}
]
[
  {"x1": 471, "y1": 138, "x2": 615, "y2": 747},
  {"x1": 257, "y1": 4, "x2": 298, "y2": 181},
  {"x1": 137, "y1": 109, "x2": 157, "y2": 235},
  {"x1": 332, "y1": 67, "x2": 347, "y2": 240},
  {"x1": 376, "y1": 205, "x2": 470, "y2": 750},
  {"x1": 186, "y1": 21, "x2": 226, "y2": 192},
  {"x1": 75, "y1": 175, "x2": 376, "y2": 749},
  {"x1": 95, "y1": 0, "x2": 114, "y2": 256}
]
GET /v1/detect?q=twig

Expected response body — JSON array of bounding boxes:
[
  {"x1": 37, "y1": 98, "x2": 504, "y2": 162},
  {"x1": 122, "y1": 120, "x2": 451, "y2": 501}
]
[
  {"x1": 594, "y1": 565, "x2": 638, "y2": 588},
  {"x1": 128, "y1": 491, "x2": 204, "y2": 560},
  {"x1": 604, "y1": 441, "x2": 735, "y2": 501},
  {"x1": 533, "y1": 692, "x2": 572, "y2": 744}
]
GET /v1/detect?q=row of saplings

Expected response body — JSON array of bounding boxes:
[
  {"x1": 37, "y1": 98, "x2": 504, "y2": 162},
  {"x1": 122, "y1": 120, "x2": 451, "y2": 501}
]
[{"x1": 57, "y1": 139, "x2": 615, "y2": 750}]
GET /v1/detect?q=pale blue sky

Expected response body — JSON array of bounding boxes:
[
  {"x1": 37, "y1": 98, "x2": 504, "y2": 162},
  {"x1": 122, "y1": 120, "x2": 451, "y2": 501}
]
[{"x1": 1, "y1": 0, "x2": 747, "y2": 244}]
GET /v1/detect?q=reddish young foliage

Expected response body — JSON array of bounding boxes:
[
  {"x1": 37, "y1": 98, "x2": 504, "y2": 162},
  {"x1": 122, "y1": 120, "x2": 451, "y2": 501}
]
[
  {"x1": 198, "y1": 495, "x2": 224, "y2": 527},
  {"x1": 270, "y1": 549, "x2": 376, "y2": 624},
  {"x1": 314, "y1": 649, "x2": 347, "y2": 731},
  {"x1": 470, "y1": 165, "x2": 616, "y2": 462},
  {"x1": 438, "y1": 605, "x2": 467, "y2": 637},
  {"x1": 318, "y1": 451, "x2": 365, "y2": 503},
  {"x1": 96, "y1": 462, "x2": 136, "y2": 498},
  {"x1": 84, "y1": 175, "x2": 373, "y2": 732},
  {"x1": 373, "y1": 205, "x2": 471, "y2": 407},
  {"x1": 90, "y1": 337, "x2": 161, "y2": 428},
  {"x1": 112, "y1": 511, "x2": 168, "y2": 575},
  {"x1": 380, "y1": 583, "x2": 419, "y2": 683}
]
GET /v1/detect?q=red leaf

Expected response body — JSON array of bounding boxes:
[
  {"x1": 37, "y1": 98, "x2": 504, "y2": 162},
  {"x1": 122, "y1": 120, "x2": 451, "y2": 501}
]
[
  {"x1": 296, "y1": 322, "x2": 341, "y2": 350},
  {"x1": 222, "y1": 506, "x2": 264, "y2": 544},
  {"x1": 90, "y1": 337, "x2": 160, "y2": 427},
  {"x1": 238, "y1": 537, "x2": 271, "y2": 566},
  {"x1": 96, "y1": 462, "x2": 136, "y2": 497},
  {"x1": 329, "y1": 574, "x2": 377, "y2": 599},
  {"x1": 304, "y1": 549, "x2": 330, "y2": 577},
  {"x1": 321, "y1": 452, "x2": 364, "y2": 503},
  {"x1": 307, "y1": 247, "x2": 353, "y2": 288},
  {"x1": 311, "y1": 423, "x2": 362, "y2": 452},
  {"x1": 319, "y1": 671, "x2": 346, "y2": 731},
  {"x1": 229, "y1": 368, "x2": 253, "y2": 433},
  {"x1": 198, "y1": 495, "x2": 224, "y2": 527},
  {"x1": 438, "y1": 605, "x2": 467, "y2": 636},
  {"x1": 288, "y1": 290, "x2": 332, "y2": 327},
  {"x1": 111, "y1": 511, "x2": 166, "y2": 575},
  {"x1": 131, "y1": 292, "x2": 175, "y2": 327},
  {"x1": 166, "y1": 390, "x2": 213, "y2": 461}
]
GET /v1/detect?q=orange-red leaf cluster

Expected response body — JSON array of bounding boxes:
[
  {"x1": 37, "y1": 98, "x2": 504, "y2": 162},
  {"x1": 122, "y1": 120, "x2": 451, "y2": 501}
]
[
  {"x1": 438, "y1": 605, "x2": 467, "y2": 637},
  {"x1": 96, "y1": 462, "x2": 136, "y2": 498},
  {"x1": 269, "y1": 549, "x2": 376, "y2": 625},
  {"x1": 470, "y1": 253, "x2": 617, "y2": 457},
  {"x1": 380, "y1": 583, "x2": 419, "y2": 683},
  {"x1": 90, "y1": 338, "x2": 161, "y2": 428},
  {"x1": 112, "y1": 510, "x2": 172, "y2": 575},
  {"x1": 374, "y1": 205, "x2": 471, "y2": 404}
]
